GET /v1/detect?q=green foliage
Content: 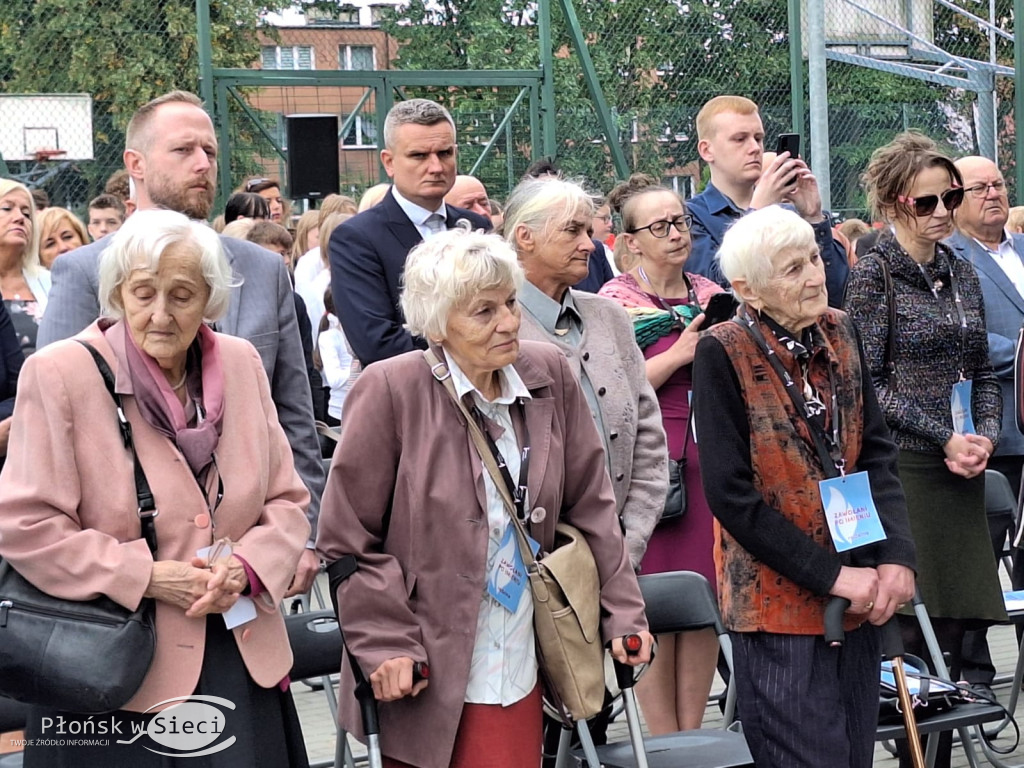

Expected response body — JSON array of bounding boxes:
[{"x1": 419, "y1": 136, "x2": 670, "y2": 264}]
[{"x1": 0, "y1": 0, "x2": 283, "y2": 205}]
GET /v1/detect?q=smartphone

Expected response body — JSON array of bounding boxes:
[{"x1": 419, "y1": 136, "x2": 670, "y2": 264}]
[
  {"x1": 700, "y1": 293, "x2": 739, "y2": 327},
  {"x1": 776, "y1": 133, "x2": 800, "y2": 158}
]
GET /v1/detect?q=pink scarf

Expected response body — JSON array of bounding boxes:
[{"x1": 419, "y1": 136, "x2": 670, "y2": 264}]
[{"x1": 108, "y1": 321, "x2": 226, "y2": 476}]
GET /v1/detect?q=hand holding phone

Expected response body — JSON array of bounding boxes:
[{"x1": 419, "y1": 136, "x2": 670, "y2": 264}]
[
  {"x1": 700, "y1": 293, "x2": 739, "y2": 327},
  {"x1": 776, "y1": 133, "x2": 800, "y2": 159}
]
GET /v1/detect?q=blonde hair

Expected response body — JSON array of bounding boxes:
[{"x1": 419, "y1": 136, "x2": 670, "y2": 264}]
[
  {"x1": 318, "y1": 212, "x2": 353, "y2": 268},
  {"x1": 37, "y1": 206, "x2": 88, "y2": 267},
  {"x1": 292, "y1": 209, "x2": 320, "y2": 261},
  {"x1": 696, "y1": 95, "x2": 759, "y2": 141},
  {"x1": 358, "y1": 183, "x2": 391, "y2": 212},
  {"x1": 1008, "y1": 206, "x2": 1024, "y2": 234},
  {"x1": 0, "y1": 179, "x2": 40, "y2": 275},
  {"x1": 401, "y1": 228, "x2": 523, "y2": 341}
]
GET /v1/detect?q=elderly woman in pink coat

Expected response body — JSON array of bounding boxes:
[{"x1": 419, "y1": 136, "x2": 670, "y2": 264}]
[
  {"x1": 317, "y1": 229, "x2": 653, "y2": 768},
  {"x1": 0, "y1": 209, "x2": 311, "y2": 767}
]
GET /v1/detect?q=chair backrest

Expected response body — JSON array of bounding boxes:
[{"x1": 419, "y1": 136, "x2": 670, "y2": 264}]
[
  {"x1": 284, "y1": 609, "x2": 343, "y2": 681},
  {"x1": 637, "y1": 570, "x2": 724, "y2": 636},
  {"x1": 985, "y1": 469, "x2": 1017, "y2": 520}
]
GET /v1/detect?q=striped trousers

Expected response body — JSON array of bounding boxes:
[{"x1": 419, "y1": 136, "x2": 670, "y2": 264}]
[{"x1": 731, "y1": 625, "x2": 880, "y2": 768}]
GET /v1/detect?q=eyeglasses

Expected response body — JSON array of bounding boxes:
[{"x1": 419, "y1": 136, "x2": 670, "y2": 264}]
[
  {"x1": 963, "y1": 180, "x2": 1006, "y2": 198},
  {"x1": 897, "y1": 187, "x2": 965, "y2": 217},
  {"x1": 629, "y1": 214, "x2": 693, "y2": 238},
  {"x1": 245, "y1": 178, "x2": 270, "y2": 192}
]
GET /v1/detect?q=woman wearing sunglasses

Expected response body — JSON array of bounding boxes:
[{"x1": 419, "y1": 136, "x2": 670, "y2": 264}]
[{"x1": 844, "y1": 131, "x2": 1005, "y2": 768}]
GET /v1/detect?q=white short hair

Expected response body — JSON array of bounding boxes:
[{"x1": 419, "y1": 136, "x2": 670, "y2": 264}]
[
  {"x1": 98, "y1": 209, "x2": 236, "y2": 321},
  {"x1": 717, "y1": 205, "x2": 818, "y2": 292},
  {"x1": 401, "y1": 228, "x2": 524, "y2": 341}
]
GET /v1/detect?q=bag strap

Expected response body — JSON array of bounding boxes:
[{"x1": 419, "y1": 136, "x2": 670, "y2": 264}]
[
  {"x1": 862, "y1": 254, "x2": 898, "y2": 390},
  {"x1": 77, "y1": 341, "x2": 159, "y2": 555},
  {"x1": 423, "y1": 349, "x2": 539, "y2": 567}
]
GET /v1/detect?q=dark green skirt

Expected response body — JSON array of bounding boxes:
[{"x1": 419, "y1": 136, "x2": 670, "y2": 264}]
[{"x1": 899, "y1": 449, "x2": 1006, "y2": 623}]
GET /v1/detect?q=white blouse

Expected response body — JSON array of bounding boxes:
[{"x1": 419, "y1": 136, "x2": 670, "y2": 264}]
[{"x1": 442, "y1": 348, "x2": 538, "y2": 706}]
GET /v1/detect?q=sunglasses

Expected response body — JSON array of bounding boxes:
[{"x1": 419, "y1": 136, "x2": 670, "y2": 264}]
[
  {"x1": 245, "y1": 178, "x2": 271, "y2": 192},
  {"x1": 897, "y1": 187, "x2": 964, "y2": 217}
]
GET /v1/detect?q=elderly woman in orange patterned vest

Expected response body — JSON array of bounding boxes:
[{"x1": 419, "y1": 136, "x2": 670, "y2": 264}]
[{"x1": 691, "y1": 205, "x2": 917, "y2": 768}]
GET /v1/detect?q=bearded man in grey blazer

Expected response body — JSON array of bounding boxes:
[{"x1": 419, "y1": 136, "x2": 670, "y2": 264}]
[{"x1": 37, "y1": 90, "x2": 324, "y2": 596}]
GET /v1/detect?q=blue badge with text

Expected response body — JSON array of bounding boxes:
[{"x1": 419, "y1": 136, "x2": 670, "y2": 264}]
[
  {"x1": 819, "y1": 471, "x2": 887, "y2": 552},
  {"x1": 488, "y1": 524, "x2": 540, "y2": 613},
  {"x1": 951, "y1": 380, "x2": 975, "y2": 434}
]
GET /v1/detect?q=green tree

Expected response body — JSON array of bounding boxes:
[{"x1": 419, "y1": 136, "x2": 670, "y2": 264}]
[{"x1": 0, "y1": 0, "x2": 282, "y2": 204}]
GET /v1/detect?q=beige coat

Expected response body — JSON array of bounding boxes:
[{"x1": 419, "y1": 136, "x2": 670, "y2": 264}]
[
  {"x1": 316, "y1": 340, "x2": 647, "y2": 768},
  {"x1": 0, "y1": 322, "x2": 310, "y2": 712},
  {"x1": 518, "y1": 289, "x2": 668, "y2": 566}
]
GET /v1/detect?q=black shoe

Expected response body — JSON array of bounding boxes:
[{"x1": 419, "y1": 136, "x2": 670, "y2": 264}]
[{"x1": 970, "y1": 682, "x2": 996, "y2": 702}]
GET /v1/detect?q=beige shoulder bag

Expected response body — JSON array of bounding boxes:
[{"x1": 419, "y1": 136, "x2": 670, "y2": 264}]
[{"x1": 424, "y1": 350, "x2": 606, "y2": 723}]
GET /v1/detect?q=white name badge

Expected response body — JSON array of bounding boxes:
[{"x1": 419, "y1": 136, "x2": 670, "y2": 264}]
[
  {"x1": 951, "y1": 380, "x2": 975, "y2": 434},
  {"x1": 487, "y1": 524, "x2": 540, "y2": 613},
  {"x1": 819, "y1": 471, "x2": 887, "y2": 552}
]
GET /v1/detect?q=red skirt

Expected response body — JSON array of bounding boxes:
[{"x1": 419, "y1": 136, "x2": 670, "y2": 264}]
[{"x1": 383, "y1": 685, "x2": 542, "y2": 768}]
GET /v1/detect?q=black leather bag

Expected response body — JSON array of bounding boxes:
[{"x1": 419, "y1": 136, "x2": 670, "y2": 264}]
[
  {"x1": 0, "y1": 562, "x2": 155, "y2": 713},
  {"x1": 659, "y1": 410, "x2": 693, "y2": 526},
  {"x1": 0, "y1": 342, "x2": 158, "y2": 713}
]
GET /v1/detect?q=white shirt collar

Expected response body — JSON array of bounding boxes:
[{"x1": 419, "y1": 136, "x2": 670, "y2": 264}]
[
  {"x1": 392, "y1": 187, "x2": 447, "y2": 229},
  {"x1": 442, "y1": 347, "x2": 531, "y2": 406}
]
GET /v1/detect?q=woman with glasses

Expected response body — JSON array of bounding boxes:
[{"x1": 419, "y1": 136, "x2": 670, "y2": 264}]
[
  {"x1": 844, "y1": 131, "x2": 1005, "y2": 768},
  {"x1": 502, "y1": 175, "x2": 668, "y2": 573},
  {"x1": 599, "y1": 173, "x2": 725, "y2": 733}
]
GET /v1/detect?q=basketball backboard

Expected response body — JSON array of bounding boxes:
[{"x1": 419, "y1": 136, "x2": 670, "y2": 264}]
[
  {"x1": 803, "y1": 0, "x2": 934, "y2": 59},
  {"x1": 0, "y1": 94, "x2": 94, "y2": 162}
]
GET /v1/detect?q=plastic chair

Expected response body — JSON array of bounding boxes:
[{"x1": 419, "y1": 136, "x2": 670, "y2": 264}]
[
  {"x1": 284, "y1": 609, "x2": 355, "y2": 768},
  {"x1": 985, "y1": 469, "x2": 1018, "y2": 579},
  {"x1": 568, "y1": 570, "x2": 752, "y2": 768},
  {"x1": 874, "y1": 591, "x2": 1010, "y2": 768}
]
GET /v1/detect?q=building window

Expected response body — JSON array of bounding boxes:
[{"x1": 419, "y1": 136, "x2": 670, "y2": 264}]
[
  {"x1": 261, "y1": 45, "x2": 314, "y2": 70},
  {"x1": 370, "y1": 5, "x2": 389, "y2": 25},
  {"x1": 342, "y1": 115, "x2": 378, "y2": 148},
  {"x1": 339, "y1": 45, "x2": 375, "y2": 71}
]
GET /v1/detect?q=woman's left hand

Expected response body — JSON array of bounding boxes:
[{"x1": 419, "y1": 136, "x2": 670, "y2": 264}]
[
  {"x1": 186, "y1": 555, "x2": 249, "y2": 617},
  {"x1": 610, "y1": 630, "x2": 655, "y2": 666}
]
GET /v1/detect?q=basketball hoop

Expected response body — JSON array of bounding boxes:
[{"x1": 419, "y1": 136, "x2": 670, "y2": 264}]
[{"x1": 33, "y1": 148, "x2": 66, "y2": 163}]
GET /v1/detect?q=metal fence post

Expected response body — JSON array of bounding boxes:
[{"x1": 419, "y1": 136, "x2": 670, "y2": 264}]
[
  {"x1": 1016, "y1": 0, "x2": 1024, "y2": 200},
  {"x1": 788, "y1": 0, "x2": 805, "y2": 138},
  {"x1": 807, "y1": 0, "x2": 831, "y2": 211},
  {"x1": 195, "y1": 0, "x2": 215, "y2": 113}
]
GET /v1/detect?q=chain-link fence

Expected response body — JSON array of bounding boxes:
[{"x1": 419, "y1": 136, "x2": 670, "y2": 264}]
[
  {"x1": 0, "y1": 0, "x2": 1020, "y2": 223},
  {"x1": 0, "y1": 0, "x2": 272, "y2": 215}
]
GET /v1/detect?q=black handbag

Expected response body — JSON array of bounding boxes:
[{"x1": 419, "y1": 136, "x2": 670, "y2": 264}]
[
  {"x1": 0, "y1": 342, "x2": 158, "y2": 714},
  {"x1": 659, "y1": 409, "x2": 692, "y2": 525}
]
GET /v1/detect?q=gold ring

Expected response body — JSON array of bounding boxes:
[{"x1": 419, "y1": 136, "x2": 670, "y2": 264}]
[{"x1": 865, "y1": 601, "x2": 874, "y2": 610}]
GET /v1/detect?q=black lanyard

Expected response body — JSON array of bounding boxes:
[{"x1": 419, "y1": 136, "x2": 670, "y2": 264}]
[
  {"x1": 736, "y1": 309, "x2": 845, "y2": 478},
  {"x1": 917, "y1": 253, "x2": 968, "y2": 379},
  {"x1": 473, "y1": 399, "x2": 531, "y2": 522},
  {"x1": 637, "y1": 265, "x2": 700, "y2": 325}
]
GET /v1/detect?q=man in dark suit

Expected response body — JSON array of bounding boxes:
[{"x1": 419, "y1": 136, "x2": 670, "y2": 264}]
[
  {"x1": 37, "y1": 91, "x2": 324, "y2": 596},
  {"x1": 329, "y1": 100, "x2": 490, "y2": 366},
  {"x1": 947, "y1": 155, "x2": 1023, "y2": 693}
]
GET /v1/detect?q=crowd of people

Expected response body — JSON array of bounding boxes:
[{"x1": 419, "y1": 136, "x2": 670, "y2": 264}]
[{"x1": 0, "y1": 85, "x2": 1020, "y2": 768}]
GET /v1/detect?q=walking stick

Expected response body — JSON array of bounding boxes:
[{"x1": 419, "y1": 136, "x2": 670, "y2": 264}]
[{"x1": 824, "y1": 598, "x2": 925, "y2": 768}]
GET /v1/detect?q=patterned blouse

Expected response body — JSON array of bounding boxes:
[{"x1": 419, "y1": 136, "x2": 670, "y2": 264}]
[{"x1": 843, "y1": 236, "x2": 1001, "y2": 454}]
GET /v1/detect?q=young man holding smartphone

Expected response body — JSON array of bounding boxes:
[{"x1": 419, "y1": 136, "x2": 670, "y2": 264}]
[{"x1": 686, "y1": 95, "x2": 849, "y2": 306}]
